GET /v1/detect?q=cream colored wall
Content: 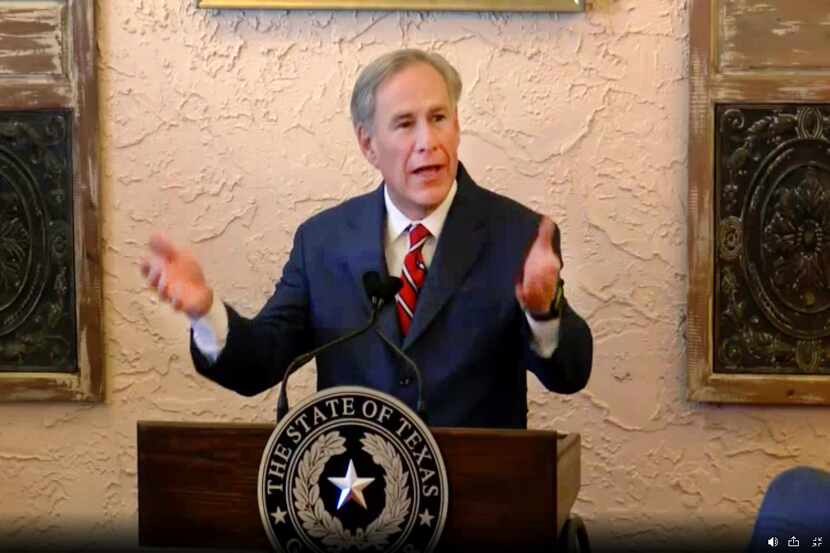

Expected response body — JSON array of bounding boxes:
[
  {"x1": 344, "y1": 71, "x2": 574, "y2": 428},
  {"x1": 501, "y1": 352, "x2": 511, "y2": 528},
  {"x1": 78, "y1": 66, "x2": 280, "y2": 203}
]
[{"x1": 1, "y1": 0, "x2": 827, "y2": 549}]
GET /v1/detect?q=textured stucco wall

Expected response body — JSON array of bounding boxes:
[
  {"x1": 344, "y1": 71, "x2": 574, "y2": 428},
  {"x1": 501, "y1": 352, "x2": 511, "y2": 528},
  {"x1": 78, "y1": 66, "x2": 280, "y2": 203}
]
[{"x1": 1, "y1": 0, "x2": 828, "y2": 549}]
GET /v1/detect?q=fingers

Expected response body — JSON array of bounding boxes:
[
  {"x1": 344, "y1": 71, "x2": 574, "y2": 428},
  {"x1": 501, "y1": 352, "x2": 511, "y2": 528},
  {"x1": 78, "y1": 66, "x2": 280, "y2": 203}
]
[
  {"x1": 141, "y1": 233, "x2": 197, "y2": 314},
  {"x1": 142, "y1": 256, "x2": 163, "y2": 287},
  {"x1": 517, "y1": 217, "x2": 562, "y2": 313},
  {"x1": 536, "y1": 217, "x2": 556, "y2": 246},
  {"x1": 517, "y1": 259, "x2": 557, "y2": 313},
  {"x1": 141, "y1": 255, "x2": 176, "y2": 307},
  {"x1": 157, "y1": 269, "x2": 170, "y2": 301},
  {"x1": 144, "y1": 257, "x2": 167, "y2": 296},
  {"x1": 170, "y1": 283, "x2": 183, "y2": 311},
  {"x1": 149, "y1": 232, "x2": 177, "y2": 260}
]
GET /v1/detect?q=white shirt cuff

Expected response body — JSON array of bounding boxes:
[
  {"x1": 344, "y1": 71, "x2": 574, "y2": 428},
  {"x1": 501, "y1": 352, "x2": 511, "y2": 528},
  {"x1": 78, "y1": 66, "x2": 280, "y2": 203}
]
[
  {"x1": 525, "y1": 311, "x2": 561, "y2": 359},
  {"x1": 190, "y1": 295, "x2": 229, "y2": 364}
]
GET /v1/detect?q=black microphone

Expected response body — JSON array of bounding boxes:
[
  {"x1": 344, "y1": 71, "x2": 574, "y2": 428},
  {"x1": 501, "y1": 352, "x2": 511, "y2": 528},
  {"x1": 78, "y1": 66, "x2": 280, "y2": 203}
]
[
  {"x1": 363, "y1": 271, "x2": 398, "y2": 309},
  {"x1": 275, "y1": 271, "x2": 395, "y2": 421}
]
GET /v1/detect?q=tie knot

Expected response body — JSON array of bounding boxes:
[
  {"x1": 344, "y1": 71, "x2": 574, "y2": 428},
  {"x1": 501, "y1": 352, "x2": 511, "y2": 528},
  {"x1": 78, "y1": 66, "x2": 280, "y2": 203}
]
[{"x1": 408, "y1": 223, "x2": 430, "y2": 247}]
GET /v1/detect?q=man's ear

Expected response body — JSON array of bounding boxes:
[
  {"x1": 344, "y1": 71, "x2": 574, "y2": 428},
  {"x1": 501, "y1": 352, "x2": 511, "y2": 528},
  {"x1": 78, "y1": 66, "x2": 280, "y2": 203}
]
[{"x1": 356, "y1": 124, "x2": 378, "y2": 167}]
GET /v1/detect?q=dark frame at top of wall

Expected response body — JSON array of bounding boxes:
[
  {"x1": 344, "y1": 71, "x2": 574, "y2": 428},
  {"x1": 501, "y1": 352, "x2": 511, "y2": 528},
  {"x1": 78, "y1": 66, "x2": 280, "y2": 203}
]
[{"x1": 197, "y1": 0, "x2": 585, "y2": 12}]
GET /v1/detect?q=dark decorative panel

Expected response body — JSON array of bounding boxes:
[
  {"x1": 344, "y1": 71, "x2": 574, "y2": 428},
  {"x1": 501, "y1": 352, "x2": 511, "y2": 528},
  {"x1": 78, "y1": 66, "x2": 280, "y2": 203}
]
[
  {"x1": 0, "y1": 110, "x2": 75, "y2": 372},
  {"x1": 716, "y1": 105, "x2": 830, "y2": 374}
]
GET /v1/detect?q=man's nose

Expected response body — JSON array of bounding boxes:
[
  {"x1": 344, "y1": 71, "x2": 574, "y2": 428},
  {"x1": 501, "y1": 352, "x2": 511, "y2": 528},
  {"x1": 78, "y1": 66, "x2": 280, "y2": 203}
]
[{"x1": 414, "y1": 121, "x2": 437, "y2": 151}]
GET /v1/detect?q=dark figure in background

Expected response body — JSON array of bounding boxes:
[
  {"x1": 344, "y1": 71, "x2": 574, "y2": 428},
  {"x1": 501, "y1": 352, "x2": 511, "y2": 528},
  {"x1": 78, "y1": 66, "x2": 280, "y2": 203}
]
[{"x1": 141, "y1": 49, "x2": 593, "y2": 428}]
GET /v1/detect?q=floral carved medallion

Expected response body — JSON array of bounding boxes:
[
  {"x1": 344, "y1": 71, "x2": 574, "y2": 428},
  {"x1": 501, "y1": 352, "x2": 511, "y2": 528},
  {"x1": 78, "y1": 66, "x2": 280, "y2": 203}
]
[
  {"x1": 717, "y1": 106, "x2": 830, "y2": 374},
  {"x1": 0, "y1": 112, "x2": 75, "y2": 371}
]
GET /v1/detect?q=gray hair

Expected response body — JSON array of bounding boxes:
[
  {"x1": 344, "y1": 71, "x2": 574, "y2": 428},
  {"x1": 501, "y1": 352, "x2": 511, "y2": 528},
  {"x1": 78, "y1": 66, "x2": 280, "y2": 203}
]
[{"x1": 350, "y1": 49, "x2": 462, "y2": 132}]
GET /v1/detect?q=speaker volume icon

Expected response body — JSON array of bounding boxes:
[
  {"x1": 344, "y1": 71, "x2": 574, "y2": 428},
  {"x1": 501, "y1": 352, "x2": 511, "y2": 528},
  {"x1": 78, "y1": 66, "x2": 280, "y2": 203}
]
[{"x1": 769, "y1": 537, "x2": 779, "y2": 547}]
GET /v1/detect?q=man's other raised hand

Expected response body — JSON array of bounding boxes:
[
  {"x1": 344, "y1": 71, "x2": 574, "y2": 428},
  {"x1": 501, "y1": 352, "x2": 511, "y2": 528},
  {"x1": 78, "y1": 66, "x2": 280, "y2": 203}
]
[
  {"x1": 515, "y1": 217, "x2": 562, "y2": 316},
  {"x1": 140, "y1": 233, "x2": 213, "y2": 319}
]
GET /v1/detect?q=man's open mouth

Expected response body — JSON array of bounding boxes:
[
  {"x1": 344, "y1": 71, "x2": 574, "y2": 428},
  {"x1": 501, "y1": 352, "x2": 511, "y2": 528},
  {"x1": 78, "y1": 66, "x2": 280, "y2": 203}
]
[{"x1": 413, "y1": 164, "x2": 443, "y2": 175}]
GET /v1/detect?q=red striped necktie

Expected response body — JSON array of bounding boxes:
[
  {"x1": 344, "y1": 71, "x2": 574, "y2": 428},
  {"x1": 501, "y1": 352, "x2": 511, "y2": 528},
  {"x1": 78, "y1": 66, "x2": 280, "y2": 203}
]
[{"x1": 396, "y1": 223, "x2": 431, "y2": 336}]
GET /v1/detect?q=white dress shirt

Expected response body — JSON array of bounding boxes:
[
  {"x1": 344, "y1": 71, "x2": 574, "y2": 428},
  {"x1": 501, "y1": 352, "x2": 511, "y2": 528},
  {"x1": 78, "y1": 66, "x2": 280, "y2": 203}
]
[{"x1": 192, "y1": 181, "x2": 561, "y2": 361}]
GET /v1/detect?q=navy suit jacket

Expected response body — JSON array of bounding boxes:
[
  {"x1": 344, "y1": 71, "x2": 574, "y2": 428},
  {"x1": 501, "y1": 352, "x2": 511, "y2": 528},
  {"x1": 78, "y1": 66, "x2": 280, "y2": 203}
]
[{"x1": 192, "y1": 163, "x2": 593, "y2": 428}]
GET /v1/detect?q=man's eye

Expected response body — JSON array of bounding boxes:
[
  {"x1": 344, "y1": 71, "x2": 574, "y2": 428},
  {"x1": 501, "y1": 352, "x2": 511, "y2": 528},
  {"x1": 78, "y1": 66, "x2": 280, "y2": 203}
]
[
  {"x1": 433, "y1": 114, "x2": 446, "y2": 122},
  {"x1": 396, "y1": 121, "x2": 412, "y2": 129}
]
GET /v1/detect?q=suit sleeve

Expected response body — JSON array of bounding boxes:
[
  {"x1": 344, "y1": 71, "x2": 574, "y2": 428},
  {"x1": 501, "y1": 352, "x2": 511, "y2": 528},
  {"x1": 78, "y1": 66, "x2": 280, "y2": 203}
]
[
  {"x1": 523, "y1": 299, "x2": 593, "y2": 394},
  {"x1": 190, "y1": 224, "x2": 314, "y2": 396}
]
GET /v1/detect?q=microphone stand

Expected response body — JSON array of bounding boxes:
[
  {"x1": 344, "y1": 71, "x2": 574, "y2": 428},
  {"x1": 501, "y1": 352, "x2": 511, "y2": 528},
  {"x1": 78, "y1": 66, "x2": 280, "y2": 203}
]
[
  {"x1": 275, "y1": 271, "x2": 429, "y2": 425},
  {"x1": 374, "y1": 329, "x2": 428, "y2": 423},
  {"x1": 275, "y1": 297, "x2": 382, "y2": 422}
]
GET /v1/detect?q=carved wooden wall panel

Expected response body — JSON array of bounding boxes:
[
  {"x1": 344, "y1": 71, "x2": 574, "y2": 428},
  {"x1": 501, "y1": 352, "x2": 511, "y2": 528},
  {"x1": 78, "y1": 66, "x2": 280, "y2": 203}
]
[
  {"x1": 715, "y1": 105, "x2": 830, "y2": 376},
  {"x1": 0, "y1": 1, "x2": 101, "y2": 401},
  {"x1": 690, "y1": 0, "x2": 830, "y2": 404},
  {"x1": 0, "y1": 111, "x2": 76, "y2": 372}
]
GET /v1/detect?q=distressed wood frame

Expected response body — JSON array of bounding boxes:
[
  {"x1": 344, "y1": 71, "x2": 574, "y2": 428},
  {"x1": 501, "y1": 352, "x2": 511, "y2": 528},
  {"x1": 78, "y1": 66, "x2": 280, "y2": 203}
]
[
  {"x1": 0, "y1": 1, "x2": 102, "y2": 401},
  {"x1": 688, "y1": 0, "x2": 830, "y2": 404},
  {"x1": 197, "y1": 0, "x2": 585, "y2": 12}
]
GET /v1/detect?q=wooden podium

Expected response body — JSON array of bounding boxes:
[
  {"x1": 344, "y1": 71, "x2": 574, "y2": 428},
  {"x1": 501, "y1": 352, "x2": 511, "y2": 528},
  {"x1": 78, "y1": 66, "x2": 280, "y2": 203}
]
[{"x1": 137, "y1": 422, "x2": 583, "y2": 551}]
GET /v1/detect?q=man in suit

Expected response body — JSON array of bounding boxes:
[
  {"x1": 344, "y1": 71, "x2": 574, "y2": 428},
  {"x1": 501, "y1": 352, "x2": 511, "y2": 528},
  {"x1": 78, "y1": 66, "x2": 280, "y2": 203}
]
[{"x1": 142, "y1": 49, "x2": 593, "y2": 428}]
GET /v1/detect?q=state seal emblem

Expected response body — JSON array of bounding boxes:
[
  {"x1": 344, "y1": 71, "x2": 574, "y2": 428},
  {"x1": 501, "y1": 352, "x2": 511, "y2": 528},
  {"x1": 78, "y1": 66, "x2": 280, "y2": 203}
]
[{"x1": 258, "y1": 386, "x2": 449, "y2": 553}]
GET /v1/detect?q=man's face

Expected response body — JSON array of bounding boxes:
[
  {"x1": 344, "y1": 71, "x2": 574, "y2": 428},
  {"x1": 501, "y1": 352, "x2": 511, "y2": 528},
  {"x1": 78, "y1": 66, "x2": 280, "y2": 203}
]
[{"x1": 357, "y1": 62, "x2": 460, "y2": 221}]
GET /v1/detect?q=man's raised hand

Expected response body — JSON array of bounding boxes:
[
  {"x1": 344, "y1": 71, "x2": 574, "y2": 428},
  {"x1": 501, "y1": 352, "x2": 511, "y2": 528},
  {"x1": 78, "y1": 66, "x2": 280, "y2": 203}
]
[
  {"x1": 515, "y1": 217, "x2": 561, "y2": 316},
  {"x1": 140, "y1": 233, "x2": 213, "y2": 318}
]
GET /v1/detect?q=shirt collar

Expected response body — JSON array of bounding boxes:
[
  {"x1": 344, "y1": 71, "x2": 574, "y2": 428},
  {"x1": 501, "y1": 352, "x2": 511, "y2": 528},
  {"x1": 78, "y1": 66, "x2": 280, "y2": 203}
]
[{"x1": 384, "y1": 180, "x2": 458, "y2": 242}]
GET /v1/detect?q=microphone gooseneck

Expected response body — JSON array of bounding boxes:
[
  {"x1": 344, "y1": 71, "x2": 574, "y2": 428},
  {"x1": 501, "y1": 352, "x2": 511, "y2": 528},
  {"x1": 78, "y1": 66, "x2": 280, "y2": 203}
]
[
  {"x1": 374, "y1": 327, "x2": 428, "y2": 422},
  {"x1": 366, "y1": 275, "x2": 426, "y2": 421},
  {"x1": 275, "y1": 308, "x2": 380, "y2": 421},
  {"x1": 276, "y1": 271, "x2": 387, "y2": 422},
  {"x1": 275, "y1": 271, "x2": 428, "y2": 424}
]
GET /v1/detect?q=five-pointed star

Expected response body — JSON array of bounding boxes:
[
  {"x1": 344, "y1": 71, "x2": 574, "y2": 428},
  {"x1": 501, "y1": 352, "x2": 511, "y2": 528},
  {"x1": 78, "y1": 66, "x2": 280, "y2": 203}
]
[
  {"x1": 418, "y1": 508, "x2": 434, "y2": 527},
  {"x1": 270, "y1": 506, "x2": 287, "y2": 525},
  {"x1": 327, "y1": 459, "x2": 375, "y2": 510}
]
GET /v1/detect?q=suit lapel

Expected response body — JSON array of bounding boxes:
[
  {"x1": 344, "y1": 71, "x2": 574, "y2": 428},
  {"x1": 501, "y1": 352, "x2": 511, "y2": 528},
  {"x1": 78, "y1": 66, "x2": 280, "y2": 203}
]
[
  {"x1": 403, "y1": 165, "x2": 488, "y2": 351},
  {"x1": 344, "y1": 184, "x2": 403, "y2": 345}
]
